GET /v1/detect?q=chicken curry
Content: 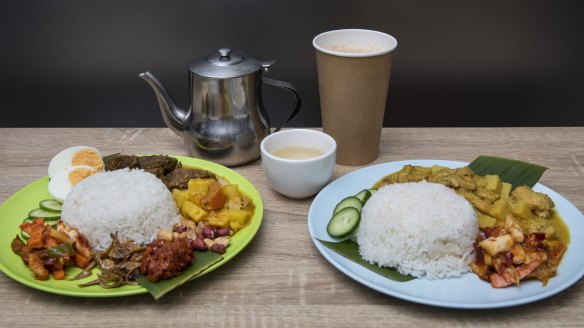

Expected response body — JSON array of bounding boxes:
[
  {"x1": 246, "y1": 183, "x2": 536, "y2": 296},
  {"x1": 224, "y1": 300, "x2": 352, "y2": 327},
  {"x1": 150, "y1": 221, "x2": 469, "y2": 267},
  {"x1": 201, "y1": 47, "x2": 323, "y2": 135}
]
[{"x1": 375, "y1": 165, "x2": 568, "y2": 288}]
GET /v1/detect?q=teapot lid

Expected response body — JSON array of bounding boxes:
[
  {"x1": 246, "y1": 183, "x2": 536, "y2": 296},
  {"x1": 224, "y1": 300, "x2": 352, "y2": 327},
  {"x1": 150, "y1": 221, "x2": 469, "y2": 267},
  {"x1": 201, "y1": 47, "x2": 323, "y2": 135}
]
[{"x1": 189, "y1": 48, "x2": 274, "y2": 79}]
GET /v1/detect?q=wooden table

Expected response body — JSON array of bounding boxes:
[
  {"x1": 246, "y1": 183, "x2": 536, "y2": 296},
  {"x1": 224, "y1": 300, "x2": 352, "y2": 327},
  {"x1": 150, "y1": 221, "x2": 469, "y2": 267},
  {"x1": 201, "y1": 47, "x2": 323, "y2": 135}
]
[{"x1": 1, "y1": 127, "x2": 583, "y2": 327}]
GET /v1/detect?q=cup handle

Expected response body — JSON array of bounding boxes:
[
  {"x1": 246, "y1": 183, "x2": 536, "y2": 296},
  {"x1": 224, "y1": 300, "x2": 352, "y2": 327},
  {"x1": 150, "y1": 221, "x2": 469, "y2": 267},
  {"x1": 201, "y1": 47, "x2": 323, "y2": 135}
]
[{"x1": 262, "y1": 78, "x2": 303, "y2": 133}]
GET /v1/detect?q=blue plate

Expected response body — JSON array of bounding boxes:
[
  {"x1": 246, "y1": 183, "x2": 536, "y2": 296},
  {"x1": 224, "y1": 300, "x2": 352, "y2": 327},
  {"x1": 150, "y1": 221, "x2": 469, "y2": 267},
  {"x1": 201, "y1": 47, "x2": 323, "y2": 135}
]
[{"x1": 308, "y1": 160, "x2": 584, "y2": 309}]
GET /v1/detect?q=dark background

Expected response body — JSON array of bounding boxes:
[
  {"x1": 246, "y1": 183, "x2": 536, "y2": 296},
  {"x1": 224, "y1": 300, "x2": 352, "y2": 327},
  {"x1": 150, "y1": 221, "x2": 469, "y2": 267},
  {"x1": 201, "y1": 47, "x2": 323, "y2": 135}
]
[{"x1": 2, "y1": 0, "x2": 583, "y2": 128}]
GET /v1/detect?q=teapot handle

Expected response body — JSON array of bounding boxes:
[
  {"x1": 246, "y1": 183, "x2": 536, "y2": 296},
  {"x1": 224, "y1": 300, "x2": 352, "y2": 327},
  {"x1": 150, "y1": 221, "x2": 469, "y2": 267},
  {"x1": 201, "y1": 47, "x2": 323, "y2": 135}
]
[{"x1": 262, "y1": 78, "x2": 303, "y2": 133}]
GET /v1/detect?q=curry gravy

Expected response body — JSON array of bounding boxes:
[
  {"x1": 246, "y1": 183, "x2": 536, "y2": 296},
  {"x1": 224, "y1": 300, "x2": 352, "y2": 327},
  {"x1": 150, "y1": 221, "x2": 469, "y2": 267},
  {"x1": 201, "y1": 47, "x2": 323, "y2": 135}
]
[{"x1": 551, "y1": 210, "x2": 570, "y2": 245}]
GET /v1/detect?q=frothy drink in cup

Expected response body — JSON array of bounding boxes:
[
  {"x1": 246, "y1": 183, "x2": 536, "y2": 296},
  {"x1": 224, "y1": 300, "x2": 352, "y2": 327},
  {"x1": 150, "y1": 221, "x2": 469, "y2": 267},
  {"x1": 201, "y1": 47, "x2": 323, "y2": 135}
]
[
  {"x1": 313, "y1": 29, "x2": 397, "y2": 166},
  {"x1": 324, "y1": 43, "x2": 383, "y2": 54}
]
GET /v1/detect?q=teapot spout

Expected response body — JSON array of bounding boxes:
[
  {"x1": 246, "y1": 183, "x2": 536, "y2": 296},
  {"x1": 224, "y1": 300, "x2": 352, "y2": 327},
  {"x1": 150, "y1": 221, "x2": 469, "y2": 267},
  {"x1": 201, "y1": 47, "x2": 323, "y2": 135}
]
[{"x1": 139, "y1": 71, "x2": 188, "y2": 137}]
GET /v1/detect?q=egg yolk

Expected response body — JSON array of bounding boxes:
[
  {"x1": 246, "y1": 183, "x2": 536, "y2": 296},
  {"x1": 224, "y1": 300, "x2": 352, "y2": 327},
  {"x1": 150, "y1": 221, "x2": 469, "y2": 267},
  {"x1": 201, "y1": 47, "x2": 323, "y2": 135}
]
[
  {"x1": 68, "y1": 168, "x2": 96, "y2": 185},
  {"x1": 72, "y1": 150, "x2": 104, "y2": 172}
]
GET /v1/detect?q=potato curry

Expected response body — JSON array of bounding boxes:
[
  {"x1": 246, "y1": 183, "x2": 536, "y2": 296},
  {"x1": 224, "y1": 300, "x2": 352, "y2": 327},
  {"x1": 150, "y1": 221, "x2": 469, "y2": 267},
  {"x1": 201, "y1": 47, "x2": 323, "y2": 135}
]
[{"x1": 375, "y1": 165, "x2": 568, "y2": 288}]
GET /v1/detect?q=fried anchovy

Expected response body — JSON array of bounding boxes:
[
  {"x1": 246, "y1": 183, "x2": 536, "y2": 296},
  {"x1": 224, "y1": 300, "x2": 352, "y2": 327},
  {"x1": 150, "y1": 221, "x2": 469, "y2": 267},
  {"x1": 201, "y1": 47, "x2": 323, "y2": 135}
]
[{"x1": 69, "y1": 260, "x2": 96, "y2": 281}]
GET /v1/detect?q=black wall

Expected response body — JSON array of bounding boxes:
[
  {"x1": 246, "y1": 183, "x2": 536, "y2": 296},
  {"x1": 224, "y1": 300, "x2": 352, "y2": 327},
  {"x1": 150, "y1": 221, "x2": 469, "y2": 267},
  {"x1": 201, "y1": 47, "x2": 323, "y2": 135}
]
[{"x1": 2, "y1": 0, "x2": 583, "y2": 128}]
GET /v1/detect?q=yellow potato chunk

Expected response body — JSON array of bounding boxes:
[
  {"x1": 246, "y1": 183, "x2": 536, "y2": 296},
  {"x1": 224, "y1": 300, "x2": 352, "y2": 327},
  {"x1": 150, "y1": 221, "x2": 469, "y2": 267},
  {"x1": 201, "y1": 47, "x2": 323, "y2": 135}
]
[
  {"x1": 188, "y1": 179, "x2": 218, "y2": 207},
  {"x1": 477, "y1": 214, "x2": 497, "y2": 228},
  {"x1": 230, "y1": 221, "x2": 242, "y2": 232},
  {"x1": 225, "y1": 209, "x2": 251, "y2": 226},
  {"x1": 211, "y1": 209, "x2": 252, "y2": 232},
  {"x1": 181, "y1": 200, "x2": 208, "y2": 222},
  {"x1": 188, "y1": 194, "x2": 203, "y2": 207},
  {"x1": 510, "y1": 200, "x2": 533, "y2": 220},
  {"x1": 172, "y1": 189, "x2": 189, "y2": 208},
  {"x1": 500, "y1": 182, "x2": 512, "y2": 200},
  {"x1": 188, "y1": 179, "x2": 212, "y2": 196},
  {"x1": 222, "y1": 184, "x2": 241, "y2": 199},
  {"x1": 484, "y1": 175, "x2": 502, "y2": 193},
  {"x1": 489, "y1": 198, "x2": 509, "y2": 221},
  {"x1": 205, "y1": 213, "x2": 230, "y2": 228}
]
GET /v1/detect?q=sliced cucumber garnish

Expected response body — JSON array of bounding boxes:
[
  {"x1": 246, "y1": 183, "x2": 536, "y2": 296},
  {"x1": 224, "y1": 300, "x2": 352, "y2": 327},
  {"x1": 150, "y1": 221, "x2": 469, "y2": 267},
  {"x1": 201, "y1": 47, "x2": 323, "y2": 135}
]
[
  {"x1": 28, "y1": 208, "x2": 60, "y2": 221},
  {"x1": 333, "y1": 196, "x2": 363, "y2": 214},
  {"x1": 355, "y1": 189, "x2": 372, "y2": 204},
  {"x1": 20, "y1": 230, "x2": 30, "y2": 241},
  {"x1": 20, "y1": 202, "x2": 61, "y2": 239},
  {"x1": 39, "y1": 199, "x2": 63, "y2": 212},
  {"x1": 20, "y1": 217, "x2": 32, "y2": 240},
  {"x1": 326, "y1": 207, "x2": 361, "y2": 239},
  {"x1": 327, "y1": 188, "x2": 379, "y2": 239},
  {"x1": 46, "y1": 220, "x2": 58, "y2": 227}
]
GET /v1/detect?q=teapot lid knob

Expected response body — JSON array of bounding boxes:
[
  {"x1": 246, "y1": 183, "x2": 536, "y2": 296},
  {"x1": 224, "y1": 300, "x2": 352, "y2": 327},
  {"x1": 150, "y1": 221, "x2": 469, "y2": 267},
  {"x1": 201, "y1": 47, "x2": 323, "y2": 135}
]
[
  {"x1": 218, "y1": 48, "x2": 232, "y2": 58},
  {"x1": 190, "y1": 47, "x2": 271, "y2": 78}
]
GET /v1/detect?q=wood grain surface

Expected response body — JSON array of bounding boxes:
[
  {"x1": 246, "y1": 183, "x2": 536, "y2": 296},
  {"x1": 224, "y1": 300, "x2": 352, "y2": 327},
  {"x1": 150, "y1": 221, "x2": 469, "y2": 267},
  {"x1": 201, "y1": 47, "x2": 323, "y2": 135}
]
[{"x1": 0, "y1": 127, "x2": 583, "y2": 327}]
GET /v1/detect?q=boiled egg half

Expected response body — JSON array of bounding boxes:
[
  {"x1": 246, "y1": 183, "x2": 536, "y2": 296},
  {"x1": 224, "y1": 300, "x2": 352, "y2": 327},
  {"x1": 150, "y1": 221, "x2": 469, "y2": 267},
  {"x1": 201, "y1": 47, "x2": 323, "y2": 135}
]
[
  {"x1": 48, "y1": 165, "x2": 98, "y2": 202},
  {"x1": 47, "y1": 146, "x2": 104, "y2": 201},
  {"x1": 48, "y1": 146, "x2": 104, "y2": 179}
]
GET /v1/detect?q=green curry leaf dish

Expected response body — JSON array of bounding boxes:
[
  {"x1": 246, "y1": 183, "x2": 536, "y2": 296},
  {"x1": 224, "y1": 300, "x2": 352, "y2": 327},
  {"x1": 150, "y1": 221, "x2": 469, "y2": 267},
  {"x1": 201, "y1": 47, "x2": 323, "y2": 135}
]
[
  {"x1": 136, "y1": 251, "x2": 223, "y2": 300},
  {"x1": 319, "y1": 155, "x2": 547, "y2": 283}
]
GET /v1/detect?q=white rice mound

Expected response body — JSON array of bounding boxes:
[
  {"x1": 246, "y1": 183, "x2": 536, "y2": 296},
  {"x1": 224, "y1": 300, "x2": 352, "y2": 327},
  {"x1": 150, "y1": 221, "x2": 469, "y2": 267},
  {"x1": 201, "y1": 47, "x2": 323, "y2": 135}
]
[
  {"x1": 61, "y1": 168, "x2": 181, "y2": 251},
  {"x1": 356, "y1": 180, "x2": 478, "y2": 279}
]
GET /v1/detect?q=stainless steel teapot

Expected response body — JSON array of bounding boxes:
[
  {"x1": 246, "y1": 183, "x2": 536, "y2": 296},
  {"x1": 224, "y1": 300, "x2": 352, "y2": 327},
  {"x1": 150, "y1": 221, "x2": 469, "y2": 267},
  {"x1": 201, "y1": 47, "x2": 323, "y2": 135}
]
[{"x1": 139, "y1": 48, "x2": 302, "y2": 166}]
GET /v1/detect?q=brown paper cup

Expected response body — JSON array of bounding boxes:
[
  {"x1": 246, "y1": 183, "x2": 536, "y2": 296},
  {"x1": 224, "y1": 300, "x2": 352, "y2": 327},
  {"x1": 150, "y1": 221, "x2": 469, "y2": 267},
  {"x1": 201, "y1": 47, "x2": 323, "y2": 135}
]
[{"x1": 313, "y1": 29, "x2": 397, "y2": 166}]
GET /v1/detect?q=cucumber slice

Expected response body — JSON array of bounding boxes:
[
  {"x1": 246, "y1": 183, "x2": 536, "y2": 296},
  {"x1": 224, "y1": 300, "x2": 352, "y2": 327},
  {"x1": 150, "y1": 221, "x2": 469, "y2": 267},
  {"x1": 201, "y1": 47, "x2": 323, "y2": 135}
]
[
  {"x1": 333, "y1": 196, "x2": 363, "y2": 214},
  {"x1": 326, "y1": 207, "x2": 361, "y2": 239},
  {"x1": 46, "y1": 220, "x2": 59, "y2": 227},
  {"x1": 20, "y1": 217, "x2": 31, "y2": 240},
  {"x1": 39, "y1": 199, "x2": 63, "y2": 212},
  {"x1": 28, "y1": 208, "x2": 60, "y2": 221},
  {"x1": 20, "y1": 230, "x2": 30, "y2": 241},
  {"x1": 368, "y1": 188, "x2": 378, "y2": 195},
  {"x1": 354, "y1": 189, "x2": 372, "y2": 204},
  {"x1": 24, "y1": 215, "x2": 58, "y2": 226}
]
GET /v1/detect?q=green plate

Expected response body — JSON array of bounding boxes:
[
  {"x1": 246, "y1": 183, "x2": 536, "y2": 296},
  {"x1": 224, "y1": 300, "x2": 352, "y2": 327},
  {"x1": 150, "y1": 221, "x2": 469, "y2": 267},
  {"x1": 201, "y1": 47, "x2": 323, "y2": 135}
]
[{"x1": 0, "y1": 156, "x2": 263, "y2": 297}]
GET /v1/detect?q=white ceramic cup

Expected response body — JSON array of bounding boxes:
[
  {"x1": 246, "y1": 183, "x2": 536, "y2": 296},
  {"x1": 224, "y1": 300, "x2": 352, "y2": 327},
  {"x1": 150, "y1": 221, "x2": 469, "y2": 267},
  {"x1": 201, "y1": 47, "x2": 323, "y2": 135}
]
[{"x1": 260, "y1": 129, "x2": 336, "y2": 199}]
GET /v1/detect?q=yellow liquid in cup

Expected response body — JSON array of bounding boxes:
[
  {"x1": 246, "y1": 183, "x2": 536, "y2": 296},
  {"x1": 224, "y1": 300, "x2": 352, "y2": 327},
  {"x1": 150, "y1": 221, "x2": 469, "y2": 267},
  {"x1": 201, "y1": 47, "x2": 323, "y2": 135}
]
[{"x1": 271, "y1": 146, "x2": 323, "y2": 160}]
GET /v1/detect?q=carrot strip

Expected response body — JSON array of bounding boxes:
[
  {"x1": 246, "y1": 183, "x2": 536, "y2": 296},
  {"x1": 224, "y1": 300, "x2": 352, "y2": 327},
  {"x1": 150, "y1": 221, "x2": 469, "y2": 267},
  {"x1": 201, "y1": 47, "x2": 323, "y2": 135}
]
[
  {"x1": 28, "y1": 223, "x2": 45, "y2": 249},
  {"x1": 19, "y1": 223, "x2": 33, "y2": 236},
  {"x1": 45, "y1": 237, "x2": 60, "y2": 247},
  {"x1": 75, "y1": 253, "x2": 91, "y2": 269},
  {"x1": 42, "y1": 225, "x2": 52, "y2": 248},
  {"x1": 53, "y1": 269, "x2": 65, "y2": 280},
  {"x1": 32, "y1": 217, "x2": 44, "y2": 224}
]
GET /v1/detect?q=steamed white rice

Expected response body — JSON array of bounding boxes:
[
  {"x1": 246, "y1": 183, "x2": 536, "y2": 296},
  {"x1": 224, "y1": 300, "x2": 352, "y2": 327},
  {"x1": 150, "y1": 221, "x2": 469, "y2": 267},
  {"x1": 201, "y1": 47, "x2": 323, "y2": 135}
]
[
  {"x1": 356, "y1": 180, "x2": 478, "y2": 279},
  {"x1": 61, "y1": 168, "x2": 181, "y2": 251}
]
